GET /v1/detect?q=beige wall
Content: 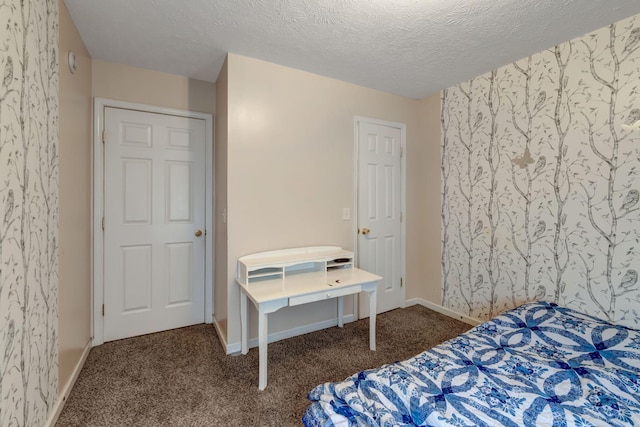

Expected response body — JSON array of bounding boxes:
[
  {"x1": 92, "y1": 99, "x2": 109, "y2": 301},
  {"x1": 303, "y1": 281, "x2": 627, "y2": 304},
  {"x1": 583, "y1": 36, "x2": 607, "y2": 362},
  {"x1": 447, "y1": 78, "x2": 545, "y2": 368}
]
[
  {"x1": 214, "y1": 58, "x2": 229, "y2": 341},
  {"x1": 223, "y1": 54, "x2": 432, "y2": 346},
  {"x1": 58, "y1": 0, "x2": 93, "y2": 392},
  {"x1": 406, "y1": 94, "x2": 442, "y2": 304},
  {"x1": 92, "y1": 60, "x2": 216, "y2": 114},
  {"x1": 59, "y1": 23, "x2": 440, "y2": 359}
]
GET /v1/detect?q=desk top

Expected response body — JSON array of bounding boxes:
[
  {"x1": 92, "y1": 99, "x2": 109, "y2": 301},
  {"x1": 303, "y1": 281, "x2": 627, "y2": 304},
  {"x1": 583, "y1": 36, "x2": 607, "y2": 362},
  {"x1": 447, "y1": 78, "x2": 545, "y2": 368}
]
[{"x1": 237, "y1": 267, "x2": 381, "y2": 304}]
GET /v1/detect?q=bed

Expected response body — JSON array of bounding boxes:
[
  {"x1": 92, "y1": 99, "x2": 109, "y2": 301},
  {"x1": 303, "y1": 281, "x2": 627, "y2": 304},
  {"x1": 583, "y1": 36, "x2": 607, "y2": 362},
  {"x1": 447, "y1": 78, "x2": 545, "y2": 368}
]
[{"x1": 303, "y1": 301, "x2": 640, "y2": 426}]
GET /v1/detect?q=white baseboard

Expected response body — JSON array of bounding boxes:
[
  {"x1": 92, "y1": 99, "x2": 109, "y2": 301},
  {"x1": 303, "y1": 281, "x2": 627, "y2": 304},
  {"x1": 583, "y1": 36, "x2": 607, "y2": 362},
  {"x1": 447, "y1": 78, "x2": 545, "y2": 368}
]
[
  {"x1": 225, "y1": 314, "x2": 356, "y2": 355},
  {"x1": 213, "y1": 316, "x2": 230, "y2": 354},
  {"x1": 44, "y1": 339, "x2": 92, "y2": 427},
  {"x1": 406, "y1": 298, "x2": 481, "y2": 326}
]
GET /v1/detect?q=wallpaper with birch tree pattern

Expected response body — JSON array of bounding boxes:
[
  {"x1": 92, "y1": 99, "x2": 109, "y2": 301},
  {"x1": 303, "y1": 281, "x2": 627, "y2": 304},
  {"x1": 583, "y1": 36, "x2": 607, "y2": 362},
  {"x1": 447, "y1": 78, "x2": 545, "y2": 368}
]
[
  {"x1": 0, "y1": 1, "x2": 59, "y2": 425},
  {"x1": 441, "y1": 13, "x2": 640, "y2": 329}
]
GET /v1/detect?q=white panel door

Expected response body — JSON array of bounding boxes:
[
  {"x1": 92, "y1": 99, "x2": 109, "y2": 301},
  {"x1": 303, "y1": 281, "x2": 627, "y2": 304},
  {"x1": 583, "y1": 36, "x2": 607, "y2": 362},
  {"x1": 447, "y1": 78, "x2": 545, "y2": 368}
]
[
  {"x1": 357, "y1": 121, "x2": 403, "y2": 316},
  {"x1": 104, "y1": 107, "x2": 206, "y2": 341}
]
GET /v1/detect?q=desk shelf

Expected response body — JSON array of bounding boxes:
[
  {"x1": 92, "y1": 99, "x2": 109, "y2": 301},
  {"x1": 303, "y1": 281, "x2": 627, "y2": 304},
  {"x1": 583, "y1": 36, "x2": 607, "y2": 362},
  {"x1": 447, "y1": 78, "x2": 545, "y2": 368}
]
[
  {"x1": 246, "y1": 267, "x2": 284, "y2": 283},
  {"x1": 237, "y1": 246, "x2": 354, "y2": 290}
]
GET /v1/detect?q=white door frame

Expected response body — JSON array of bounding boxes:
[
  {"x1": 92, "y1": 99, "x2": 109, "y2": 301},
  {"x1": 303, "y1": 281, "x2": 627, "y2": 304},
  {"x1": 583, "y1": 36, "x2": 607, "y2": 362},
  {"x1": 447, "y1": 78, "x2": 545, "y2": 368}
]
[
  {"x1": 92, "y1": 98, "x2": 214, "y2": 345},
  {"x1": 352, "y1": 116, "x2": 407, "y2": 318}
]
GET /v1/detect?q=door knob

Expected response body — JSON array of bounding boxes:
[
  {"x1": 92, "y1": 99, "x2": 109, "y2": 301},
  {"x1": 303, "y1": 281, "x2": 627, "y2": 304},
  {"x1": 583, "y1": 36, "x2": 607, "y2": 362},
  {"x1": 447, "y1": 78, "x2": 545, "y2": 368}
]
[
  {"x1": 361, "y1": 227, "x2": 370, "y2": 235},
  {"x1": 195, "y1": 230, "x2": 203, "y2": 237}
]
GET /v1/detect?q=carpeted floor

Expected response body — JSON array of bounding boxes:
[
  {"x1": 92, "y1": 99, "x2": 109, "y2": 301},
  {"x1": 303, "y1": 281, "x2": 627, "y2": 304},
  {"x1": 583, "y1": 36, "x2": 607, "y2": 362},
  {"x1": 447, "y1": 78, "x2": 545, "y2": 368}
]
[{"x1": 56, "y1": 305, "x2": 471, "y2": 426}]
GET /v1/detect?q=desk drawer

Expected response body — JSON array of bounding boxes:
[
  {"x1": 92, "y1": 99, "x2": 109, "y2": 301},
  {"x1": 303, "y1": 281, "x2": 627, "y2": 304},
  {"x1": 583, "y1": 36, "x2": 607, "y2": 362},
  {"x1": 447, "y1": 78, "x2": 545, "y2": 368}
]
[{"x1": 289, "y1": 285, "x2": 361, "y2": 306}]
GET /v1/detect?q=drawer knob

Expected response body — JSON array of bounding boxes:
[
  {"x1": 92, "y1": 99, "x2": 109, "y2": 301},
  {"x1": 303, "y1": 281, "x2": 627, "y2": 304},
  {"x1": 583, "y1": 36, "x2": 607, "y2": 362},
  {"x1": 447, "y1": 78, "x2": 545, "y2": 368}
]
[{"x1": 327, "y1": 293, "x2": 331, "y2": 297}]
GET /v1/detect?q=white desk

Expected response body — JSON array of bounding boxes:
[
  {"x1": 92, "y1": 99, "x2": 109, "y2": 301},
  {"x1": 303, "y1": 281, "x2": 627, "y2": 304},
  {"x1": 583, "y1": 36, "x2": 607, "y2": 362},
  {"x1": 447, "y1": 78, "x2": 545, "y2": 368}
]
[{"x1": 236, "y1": 247, "x2": 381, "y2": 390}]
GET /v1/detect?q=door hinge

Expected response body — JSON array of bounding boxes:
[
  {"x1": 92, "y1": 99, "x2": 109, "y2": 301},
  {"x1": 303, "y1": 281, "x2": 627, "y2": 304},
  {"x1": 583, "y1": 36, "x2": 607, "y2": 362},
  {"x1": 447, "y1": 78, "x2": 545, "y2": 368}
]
[
  {"x1": 400, "y1": 212, "x2": 403, "y2": 222},
  {"x1": 102, "y1": 217, "x2": 105, "y2": 231},
  {"x1": 102, "y1": 129, "x2": 105, "y2": 143},
  {"x1": 102, "y1": 304, "x2": 105, "y2": 316},
  {"x1": 400, "y1": 277, "x2": 403, "y2": 287}
]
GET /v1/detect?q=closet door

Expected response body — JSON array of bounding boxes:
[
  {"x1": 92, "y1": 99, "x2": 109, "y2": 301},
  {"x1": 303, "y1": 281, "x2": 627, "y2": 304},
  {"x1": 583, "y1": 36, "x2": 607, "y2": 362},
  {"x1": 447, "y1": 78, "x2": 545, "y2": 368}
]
[
  {"x1": 357, "y1": 119, "x2": 404, "y2": 316},
  {"x1": 103, "y1": 107, "x2": 206, "y2": 341}
]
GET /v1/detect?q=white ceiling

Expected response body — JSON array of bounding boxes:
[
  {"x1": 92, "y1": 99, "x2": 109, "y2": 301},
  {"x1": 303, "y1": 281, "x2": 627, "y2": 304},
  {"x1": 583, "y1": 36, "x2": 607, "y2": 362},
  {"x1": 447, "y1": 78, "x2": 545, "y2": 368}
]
[{"x1": 63, "y1": 0, "x2": 640, "y2": 99}]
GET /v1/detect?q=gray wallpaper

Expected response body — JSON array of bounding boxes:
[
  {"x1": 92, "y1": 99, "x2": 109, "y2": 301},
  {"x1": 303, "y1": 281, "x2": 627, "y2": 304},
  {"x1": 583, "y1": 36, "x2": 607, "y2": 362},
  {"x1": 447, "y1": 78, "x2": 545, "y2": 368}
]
[
  {"x1": 0, "y1": 1, "x2": 59, "y2": 425},
  {"x1": 441, "y1": 14, "x2": 640, "y2": 329}
]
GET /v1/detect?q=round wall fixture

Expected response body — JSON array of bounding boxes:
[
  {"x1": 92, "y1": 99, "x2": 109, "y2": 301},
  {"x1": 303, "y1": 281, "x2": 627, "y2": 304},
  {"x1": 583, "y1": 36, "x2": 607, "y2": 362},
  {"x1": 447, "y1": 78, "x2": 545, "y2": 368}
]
[{"x1": 68, "y1": 51, "x2": 77, "y2": 74}]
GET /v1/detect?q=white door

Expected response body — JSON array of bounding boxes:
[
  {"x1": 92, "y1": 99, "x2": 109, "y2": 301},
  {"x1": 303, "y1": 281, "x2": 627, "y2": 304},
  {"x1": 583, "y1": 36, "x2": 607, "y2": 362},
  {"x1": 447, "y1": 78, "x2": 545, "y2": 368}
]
[
  {"x1": 357, "y1": 120, "x2": 404, "y2": 317},
  {"x1": 103, "y1": 107, "x2": 206, "y2": 341}
]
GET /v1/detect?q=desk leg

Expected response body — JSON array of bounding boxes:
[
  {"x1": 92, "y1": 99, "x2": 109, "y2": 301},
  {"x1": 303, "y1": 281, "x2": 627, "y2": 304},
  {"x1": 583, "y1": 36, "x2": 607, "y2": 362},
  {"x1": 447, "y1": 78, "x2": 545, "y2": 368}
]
[
  {"x1": 369, "y1": 290, "x2": 377, "y2": 351},
  {"x1": 337, "y1": 296, "x2": 344, "y2": 328},
  {"x1": 240, "y1": 291, "x2": 248, "y2": 355},
  {"x1": 258, "y1": 307, "x2": 268, "y2": 391}
]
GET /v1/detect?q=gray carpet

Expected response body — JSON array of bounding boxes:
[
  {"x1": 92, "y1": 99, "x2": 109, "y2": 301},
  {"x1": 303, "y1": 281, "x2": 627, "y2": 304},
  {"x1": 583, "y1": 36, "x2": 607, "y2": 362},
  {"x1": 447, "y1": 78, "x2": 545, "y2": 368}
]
[{"x1": 56, "y1": 305, "x2": 471, "y2": 426}]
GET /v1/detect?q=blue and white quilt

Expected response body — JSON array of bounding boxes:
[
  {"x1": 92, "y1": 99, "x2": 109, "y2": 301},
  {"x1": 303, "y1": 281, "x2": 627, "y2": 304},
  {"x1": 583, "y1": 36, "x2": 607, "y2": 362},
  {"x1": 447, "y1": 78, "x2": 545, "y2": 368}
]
[{"x1": 303, "y1": 302, "x2": 640, "y2": 426}]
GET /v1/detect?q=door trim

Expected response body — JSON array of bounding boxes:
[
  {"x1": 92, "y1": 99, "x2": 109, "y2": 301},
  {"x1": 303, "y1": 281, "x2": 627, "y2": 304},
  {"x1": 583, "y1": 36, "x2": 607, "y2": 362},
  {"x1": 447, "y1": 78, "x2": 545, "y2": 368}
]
[
  {"x1": 92, "y1": 98, "x2": 214, "y2": 345},
  {"x1": 353, "y1": 116, "x2": 407, "y2": 318}
]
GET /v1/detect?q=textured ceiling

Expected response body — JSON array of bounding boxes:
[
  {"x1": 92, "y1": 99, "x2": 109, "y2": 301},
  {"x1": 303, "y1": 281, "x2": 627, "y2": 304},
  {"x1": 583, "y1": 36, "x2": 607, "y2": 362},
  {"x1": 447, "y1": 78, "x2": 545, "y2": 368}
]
[{"x1": 63, "y1": 0, "x2": 640, "y2": 99}]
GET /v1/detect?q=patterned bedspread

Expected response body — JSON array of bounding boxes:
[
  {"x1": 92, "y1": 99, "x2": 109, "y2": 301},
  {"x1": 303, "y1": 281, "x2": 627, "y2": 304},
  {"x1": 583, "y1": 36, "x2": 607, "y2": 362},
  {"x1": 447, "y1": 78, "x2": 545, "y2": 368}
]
[{"x1": 303, "y1": 302, "x2": 640, "y2": 427}]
